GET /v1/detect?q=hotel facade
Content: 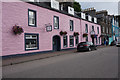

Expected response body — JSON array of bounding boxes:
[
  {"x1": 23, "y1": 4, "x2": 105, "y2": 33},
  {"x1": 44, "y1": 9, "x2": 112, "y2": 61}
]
[{"x1": 1, "y1": 0, "x2": 101, "y2": 56}]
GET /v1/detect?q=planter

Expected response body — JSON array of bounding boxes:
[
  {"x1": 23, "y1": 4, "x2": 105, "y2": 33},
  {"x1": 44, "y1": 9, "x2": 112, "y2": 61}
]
[
  {"x1": 83, "y1": 33, "x2": 88, "y2": 37},
  {"x1": 73, "y1": 32, "x2": 79, "y2": 36},
  {"x1": 12, "y1": 25, "x2": 24, "y2": 35},
  {"x1": 60, "y1": 31, "x2": 67, "y2": 36}
]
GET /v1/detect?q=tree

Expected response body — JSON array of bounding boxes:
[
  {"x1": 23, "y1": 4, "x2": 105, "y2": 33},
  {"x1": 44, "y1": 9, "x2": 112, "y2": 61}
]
[{"x1": 73, "y1": 1, "x2": 81, "y2": 12}]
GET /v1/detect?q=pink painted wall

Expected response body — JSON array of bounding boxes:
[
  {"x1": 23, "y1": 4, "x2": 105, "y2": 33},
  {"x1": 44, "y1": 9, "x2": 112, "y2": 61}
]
[
  {"x1": 2, "y1": 2, "x2": 101, "y2": 56},
  {"x1": 81, "y1": 20, "x2": 101, "y2": 45},
  {"x1": 0, "y1": 1, "x2": 2, "y2": 56}
]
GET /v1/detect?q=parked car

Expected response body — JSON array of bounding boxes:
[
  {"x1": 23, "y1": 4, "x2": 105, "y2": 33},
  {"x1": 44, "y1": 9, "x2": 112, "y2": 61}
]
[
  {"x1": 77, "y1": 42, "x2": 97, "y2": 52},
  {"x1": 116, "y1": 42, "x2": 120, "y2": 47},
  {"x1": 110, "y1": 41, "x2": 116, "y2": 46}
]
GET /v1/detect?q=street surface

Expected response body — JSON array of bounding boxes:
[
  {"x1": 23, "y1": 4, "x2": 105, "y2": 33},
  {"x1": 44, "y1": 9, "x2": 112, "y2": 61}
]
[{"x1": 2, "y1": 46, "x2": 119, "y2": 78}]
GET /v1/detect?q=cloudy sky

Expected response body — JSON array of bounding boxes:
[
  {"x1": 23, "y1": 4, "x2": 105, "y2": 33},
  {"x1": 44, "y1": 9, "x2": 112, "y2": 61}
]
[{"x1": 75, "y1": 1, "x2": 119, "y2": 15}]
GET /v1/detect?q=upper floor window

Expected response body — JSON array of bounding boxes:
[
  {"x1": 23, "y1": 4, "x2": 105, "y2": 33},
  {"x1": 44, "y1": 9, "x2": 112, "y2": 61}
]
[
  {"x1": 85, "y1": 24, "x2": 88, "y2": 33},
  {"x1": 106, "y1": 27, "x2": 108, "y2": 33},
  {"x1": 70, "y1": 20, "x2": 74, "y2": 31},
  {"x1": 102, "y1": 26, "x2": 105, "y2": 33},
  {"x1": 28, "y1": 9, "x2": 37, "y2": 27},
  {"x1": 97, "y1": 27, "x2": 99, "y2": 34},
  {"x1": 92, "y1": 26, "x2": 94, "y2": 31},
  {"x1": 54, "y1": 16, "x2": 59, "y2": 29}
]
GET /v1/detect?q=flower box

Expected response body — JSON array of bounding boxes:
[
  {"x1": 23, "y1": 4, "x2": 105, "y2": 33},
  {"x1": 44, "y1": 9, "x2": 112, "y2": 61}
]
[
  {"x1": 12, "y1": 25, "x2": 24, "y2": 35},
  {"x1": 60, "y1": 31, "x2": 67, "y2": 36},
  {"x1": 83, "y1": 33, "x2": 88, "y2": 37},
  {"x1": 73, "y1": 32, "x2": 79, "y2": 36}
]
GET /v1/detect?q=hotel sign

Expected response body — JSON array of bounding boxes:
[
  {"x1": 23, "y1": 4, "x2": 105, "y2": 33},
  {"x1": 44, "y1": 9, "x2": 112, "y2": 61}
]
[{"x1": 45, "y1": 24, "x2": 52, "y2": 32}]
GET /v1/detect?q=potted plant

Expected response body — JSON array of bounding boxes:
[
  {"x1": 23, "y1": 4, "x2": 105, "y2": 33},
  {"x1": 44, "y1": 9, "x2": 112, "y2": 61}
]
[
  {"x1": 60, "y1": 31, "x2": 67, "y2": 36},
  {"x1": 83, "y1": 33, "x2": 88, "y2": 37},
  {"x1": 73, "y1": 32, "x2": 79, "y2": 36},
  {"x1": 12, "y1": 25, "x2": 24, "y2": 35}
]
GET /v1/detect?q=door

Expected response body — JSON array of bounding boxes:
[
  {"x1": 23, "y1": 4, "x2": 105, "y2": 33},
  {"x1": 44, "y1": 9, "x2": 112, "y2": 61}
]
[
  {"x1": 53, "y1": 35, "x2": 61, "y2": 51},
  {"x1": 92, "y1": 37, "x2": 94, "y2": 45}
]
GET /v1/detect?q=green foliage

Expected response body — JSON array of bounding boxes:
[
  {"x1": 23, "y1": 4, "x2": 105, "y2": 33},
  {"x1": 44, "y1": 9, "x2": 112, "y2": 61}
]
[{"x1": 73, "y1": 1, "x2": 81, "y2": 12}]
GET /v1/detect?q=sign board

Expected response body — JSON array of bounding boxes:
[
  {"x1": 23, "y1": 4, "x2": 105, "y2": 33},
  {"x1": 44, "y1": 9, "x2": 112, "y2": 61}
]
[
  {"x1": 81, "y1": 12, "x2": 86, "y2": 19},
  {"x1": 46, "y1": 25, "x2": 52, "y2": 32},
  {"x1": 88, "y1": 15, "x2": 92, "y2": 21},
  {"x1": 51, "y1": 0, "x2": 59, "y2": 10},
  {"x1": 94, "y1": 17, "x2": 97, "y2": 23},
  {"x1": 68, "y1": 6, "x2": 74, "y2": 15}
]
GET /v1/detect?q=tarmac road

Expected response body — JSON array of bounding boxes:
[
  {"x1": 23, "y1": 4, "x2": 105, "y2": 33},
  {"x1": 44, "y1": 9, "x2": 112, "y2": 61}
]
[{"x1": 2, "y1": 46, "x2": 119, "y2": 78}]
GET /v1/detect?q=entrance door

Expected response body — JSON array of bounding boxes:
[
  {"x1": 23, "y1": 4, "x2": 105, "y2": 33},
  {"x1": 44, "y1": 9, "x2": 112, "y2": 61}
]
[
  {"x1": 92, "y1": 37, "x2": 94, "y2": 45},
  {"x1": 53, "y1": 35, "x2": 60, "y2": 51}
]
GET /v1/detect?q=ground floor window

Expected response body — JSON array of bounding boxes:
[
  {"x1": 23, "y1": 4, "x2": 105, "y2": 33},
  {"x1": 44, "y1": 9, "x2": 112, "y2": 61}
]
[
  {"x1": 63, "y1": 35, "x2": 68, "y2": 47},
  {"x1": 96, "y1": 37, "x2": 98, "y2": 44},
  {"x1": 86, "y1": 36, "x2": 88, "y2": 42},
  {"x1": 75, "y1": 36, "x2": 79, "y2": 46},
  {"x1": 69, "y1": 35, "x2": 74, "y2": 47},
  {"x1": 99, "y1": 37, "x2": 100, "y2": 44},
  {"x1": 25, "y1": 33, "x2": 39, "y2": 50}
]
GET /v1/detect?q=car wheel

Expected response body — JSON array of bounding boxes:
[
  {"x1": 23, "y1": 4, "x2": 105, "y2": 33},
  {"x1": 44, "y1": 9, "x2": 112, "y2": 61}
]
[
  {"x1": 95, "y1": 47, "x2": 97, "y2": 50},
  {"x1": 88, "y1": 47, "x2": 91, "y2": 51}
]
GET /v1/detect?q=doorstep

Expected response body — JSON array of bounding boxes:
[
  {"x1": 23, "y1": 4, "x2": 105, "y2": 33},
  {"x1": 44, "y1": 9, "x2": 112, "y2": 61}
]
[{"x1": 2, "y1": 49, "x2": 76, "y2": 66}]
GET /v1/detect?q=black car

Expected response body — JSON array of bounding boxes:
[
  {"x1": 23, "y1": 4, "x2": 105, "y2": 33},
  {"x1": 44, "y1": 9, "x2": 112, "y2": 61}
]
[{"x1": 77, "y1": 42, "x2": 97, "y2": 52}]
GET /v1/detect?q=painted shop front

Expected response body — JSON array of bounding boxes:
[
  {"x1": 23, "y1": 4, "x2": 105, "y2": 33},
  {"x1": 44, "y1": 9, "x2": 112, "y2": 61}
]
[{"x1": 2, "y1": 2, "x2": 101, "y2": 56}]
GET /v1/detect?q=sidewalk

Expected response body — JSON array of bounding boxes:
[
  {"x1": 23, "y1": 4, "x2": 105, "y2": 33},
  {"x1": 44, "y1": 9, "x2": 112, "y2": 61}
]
[{"x1": 2, "y1": 45, "x2": 110, "y2": 66}]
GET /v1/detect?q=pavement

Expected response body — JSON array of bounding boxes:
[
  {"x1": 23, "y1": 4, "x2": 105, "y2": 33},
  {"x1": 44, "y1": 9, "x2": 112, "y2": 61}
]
[
  {"x1": 2, "y1": 46, "x2": 118, "y2": 78},
  {"x1": 2, "y1": 45, "x2": 110, "y2": 66}
]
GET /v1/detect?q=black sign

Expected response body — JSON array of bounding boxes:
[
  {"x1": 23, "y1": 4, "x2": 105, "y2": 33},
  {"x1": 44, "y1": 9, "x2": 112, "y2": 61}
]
[{"x1": 46, "y1": 25, "x2": 52, "y2": 32}]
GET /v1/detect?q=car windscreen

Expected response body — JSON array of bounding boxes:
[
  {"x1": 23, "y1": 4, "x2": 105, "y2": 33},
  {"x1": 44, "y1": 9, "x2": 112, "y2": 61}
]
[{"x1": 79, "y1": 42, "x2": 87, "y2": 45}]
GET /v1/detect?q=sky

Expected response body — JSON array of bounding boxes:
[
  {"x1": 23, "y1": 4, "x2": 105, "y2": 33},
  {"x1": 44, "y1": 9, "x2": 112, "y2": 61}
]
[{"x1": 75, "y1": 1, "x2": 119, "y2": 15}]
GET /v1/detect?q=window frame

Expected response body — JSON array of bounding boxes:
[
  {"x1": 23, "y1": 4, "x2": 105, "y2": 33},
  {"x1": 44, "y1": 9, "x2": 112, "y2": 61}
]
[
  {"x1": 25, "y1": 33, "x2": 39, "y2": 51},
  {"x1": 69, "y1": 35, "x2": 74, "y2": 47},
  {"x1": 92, "y1": 26, "x2": 94, "y2": 31},
  {"x1": 28, "y1": 9, "x2": 37, "y2": 27},
  {"x1": 70, "y1": 20, "x2": 74, "y2": 31},
  {"x1": 63, "y1": 35, "x2": 68, "y2": 48},
  {"x1": 97, "y1": 27, "x2": 99, "y2": 34},
  {"x1": 75, "y1": 36, "x2": 79, "y2": 46},
  {"x1": 85, "y1": 24, "x2": 88, "y2": 33},
  {"x1": 53, "y1": 16, "x2": 59, "y2": 29}
]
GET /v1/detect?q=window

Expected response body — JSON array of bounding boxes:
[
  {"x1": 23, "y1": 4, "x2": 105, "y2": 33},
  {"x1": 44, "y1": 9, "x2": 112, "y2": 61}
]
[
  {"x1": 69, "y1": 35, "x2": 74, "y2": 47},
  {"x1": 63, "y1": 35, "x2": 67, "y2": 47},
  {"x1": 25, "y1": 33, "x2": 39, "y2": 50},
  {"x1": 97, "y1": 27, "x2": 99, "y2": 34},
  {"x1": 102, "y1": 26, "x2": 105, "y2": 33},
  {"x1": 106, "y1": 27, "x2": 108, "y2": 33},
  {"x1": 85, "y1": 24, "x2": 88, "y2": 33},
  {"x1": 54, "y1": 16, "x2": 59, "y2": 29},
  {"x1": 70, "y1": 20, "x2": 74, "y2": 31},
  {"x1": 75, "y1": 36, "x2": 79, "y2": 45},
  {"x1": 92, "y1": 26, "x2": 94, "y2": 31},
  {"x1": 96, "y1": 37, "x2": 98, "y2": 44},
  {"x1": 86, "y1": 36, "x2": 88, "y2": 42},
  {"x1": 109, "y1": 28, "x2": 111, "y2": 34},
  {"x1": 28, "y1": 9, "x2": 36, "y2": 27}
]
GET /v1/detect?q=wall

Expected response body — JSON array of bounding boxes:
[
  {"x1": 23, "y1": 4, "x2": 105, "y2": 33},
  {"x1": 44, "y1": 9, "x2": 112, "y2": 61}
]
[
  {"x1": 2, "y1": 2, "x2": 101, "y2": 56},
  {"x1": 81, "y1": 20, "x2": 101, "y2": 45}
]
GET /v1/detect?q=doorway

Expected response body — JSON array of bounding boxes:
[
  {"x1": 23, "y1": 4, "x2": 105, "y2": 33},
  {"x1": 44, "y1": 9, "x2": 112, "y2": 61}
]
[{"x1": 53, "y1": 35, "x2": 61, "y2": 51}]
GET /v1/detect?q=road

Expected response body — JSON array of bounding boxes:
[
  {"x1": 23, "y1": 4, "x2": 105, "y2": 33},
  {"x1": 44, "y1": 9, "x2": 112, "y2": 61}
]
[{"x1": 2, "y1": 46, "x2": 119, "y2": 78}]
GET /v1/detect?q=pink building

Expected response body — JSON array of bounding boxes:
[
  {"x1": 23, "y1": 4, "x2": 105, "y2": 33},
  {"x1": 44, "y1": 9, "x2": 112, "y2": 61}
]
[{"x1": 1, "y1": 1, "x2": 101, "y2": 56}]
